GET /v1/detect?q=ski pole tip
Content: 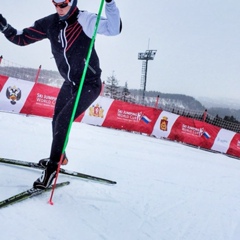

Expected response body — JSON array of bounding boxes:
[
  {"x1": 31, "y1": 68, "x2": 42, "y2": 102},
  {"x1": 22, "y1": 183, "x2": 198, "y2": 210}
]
[{"x1": 48, "y1": 200, "x2": 54, "y2": 205}]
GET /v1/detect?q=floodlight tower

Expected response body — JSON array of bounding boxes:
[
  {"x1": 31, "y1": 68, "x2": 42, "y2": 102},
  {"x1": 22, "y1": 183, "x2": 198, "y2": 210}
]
[{"x1": 138, "y1": 50, "x2": 157, "y2": 104}]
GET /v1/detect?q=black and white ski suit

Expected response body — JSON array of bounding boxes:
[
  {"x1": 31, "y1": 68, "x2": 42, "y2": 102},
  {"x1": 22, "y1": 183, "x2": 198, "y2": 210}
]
[{"x1": 2, "y1": 1, "x2": 121, "y2": 163}]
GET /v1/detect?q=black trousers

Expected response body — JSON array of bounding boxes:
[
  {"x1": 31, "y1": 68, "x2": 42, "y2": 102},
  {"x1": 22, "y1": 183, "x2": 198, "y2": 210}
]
[{"x1": 50, "y1": 78, "x2": 102, "y2": 163}]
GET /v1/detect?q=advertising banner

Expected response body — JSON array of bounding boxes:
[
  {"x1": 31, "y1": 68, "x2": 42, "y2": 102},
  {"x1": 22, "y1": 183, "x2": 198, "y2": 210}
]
[
  {"x1": 81, "y1": 96, "x2": 114, "y2": 126},
  {"x1": 211, "y1": 129, "x2": 236, "y2": 153},
  {"x1": 152, "y1": 111, "x2": 179, "y2": 139},
  {"x1": 0, "y1": 74, "x2": 240, "y2": 158},
  {"x1": 227, "y1": 133, "x2": 240, "y2": 157},
  {"x1": 102, "y1": 100, "x2": 160, "y2": 134},
  {"x1": 20, "y1": 83, "x2": 58, "y2": 117},
  {"x1": 0, "y1": 75, "x2": 8, "y2": 91},
  {"x1": 168, "y1": 117, "x2": 219, "y2": 149},
  {"x1": 0, "y1": 77, "x2": 34, "y2": 113}
]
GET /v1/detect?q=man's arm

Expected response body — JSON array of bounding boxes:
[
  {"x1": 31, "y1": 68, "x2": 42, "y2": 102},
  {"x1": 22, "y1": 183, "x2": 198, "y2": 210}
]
[
  {"x1": 0, "y1": 14, "x2": 47, "y2": 46},
  {"x1": 78, "y1": 0, "x2": 121, "y2": 38}
]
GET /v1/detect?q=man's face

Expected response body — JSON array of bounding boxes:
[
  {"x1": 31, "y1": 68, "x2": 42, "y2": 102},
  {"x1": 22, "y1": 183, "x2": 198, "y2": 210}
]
[
  {"x1": 52, "y1": 0, "x2": 71, "y2": 17},
  {"x1": 55, "y1": 5, "x2": 71, "y2": 17}
]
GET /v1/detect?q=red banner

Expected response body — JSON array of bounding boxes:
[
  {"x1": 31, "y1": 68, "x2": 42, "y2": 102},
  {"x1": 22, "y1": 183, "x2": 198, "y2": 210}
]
[
  {"x1": 0, "y1": 75, "x2": 8, "y2": 92},
  {"x1": 102, "y1": 100, "x2": 160, "y2": 135},
  {"x1": 226, "y1": 133, "x2": 240, "y2": 157},
  {"x1": 0, "y1": 74, "x2": 240, "y2": 158},
  {"x1": 168, "y1": 117, "x2": 220, "y2": 149},
  {"x1": 20, "y1": 83, "x2": 58, "y2": 117}
]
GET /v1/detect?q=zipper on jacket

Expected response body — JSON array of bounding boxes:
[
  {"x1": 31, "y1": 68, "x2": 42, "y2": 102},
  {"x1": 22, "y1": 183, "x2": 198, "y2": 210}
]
[{"x1": 61, "y1": 23, "x2": 75, "y2": 85}]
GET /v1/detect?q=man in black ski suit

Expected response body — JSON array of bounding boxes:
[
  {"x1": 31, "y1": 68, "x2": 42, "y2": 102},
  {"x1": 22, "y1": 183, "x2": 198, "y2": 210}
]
[{"x1": 0, "y1": 0, "x2": 121, "y2": 189}]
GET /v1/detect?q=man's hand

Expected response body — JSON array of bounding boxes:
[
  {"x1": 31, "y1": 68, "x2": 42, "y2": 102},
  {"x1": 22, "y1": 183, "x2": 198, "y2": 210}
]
[{"x1": 0, "y1": 14, "x2": 8, "y2": 32}]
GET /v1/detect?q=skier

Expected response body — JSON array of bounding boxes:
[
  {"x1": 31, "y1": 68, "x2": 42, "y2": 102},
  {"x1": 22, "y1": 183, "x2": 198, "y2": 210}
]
[{"x1": 0, "y1": 0, "x2": 122, "y2": 189}]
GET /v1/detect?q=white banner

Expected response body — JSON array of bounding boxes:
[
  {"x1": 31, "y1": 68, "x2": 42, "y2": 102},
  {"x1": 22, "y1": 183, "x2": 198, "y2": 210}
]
[
  {"x1": 0, "y1": 77, "x2": 34, "y2": 113},
  {"x1": 211, "y1": 128, "x2": 236, "y2": 153},
  {"x1": 152, "y1": 111, "x2": 179, "y2": 138},
  {"x1": 81, "y1": 96, "x2": 114, "y2": 126}
]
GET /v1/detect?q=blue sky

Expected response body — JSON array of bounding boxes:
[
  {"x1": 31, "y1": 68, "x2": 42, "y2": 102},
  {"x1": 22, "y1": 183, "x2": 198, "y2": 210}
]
[{"x1": 1, "y1": 0, "x2": 240, "y2": 102}]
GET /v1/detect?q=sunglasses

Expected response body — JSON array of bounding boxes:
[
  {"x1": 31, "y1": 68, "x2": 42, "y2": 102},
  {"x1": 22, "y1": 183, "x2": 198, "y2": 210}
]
[{"x1": 52, "y1": 0, "x2": 69, "y2": 9}]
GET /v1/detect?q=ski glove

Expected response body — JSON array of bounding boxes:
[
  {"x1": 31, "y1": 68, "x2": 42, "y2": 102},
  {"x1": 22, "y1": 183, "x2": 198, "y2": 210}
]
[
  {"x1": 0, "y1": 14, "x2": 8, "y2": 32},
  {"x1": 105, "y1": 0, "x2": 112, "y2": 2}
]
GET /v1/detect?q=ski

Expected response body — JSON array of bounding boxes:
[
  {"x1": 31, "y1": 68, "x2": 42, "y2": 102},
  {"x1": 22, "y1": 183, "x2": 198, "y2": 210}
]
[
  {"x1": 0, "y1": 157, "x2": 117, "y2": 185},
  {"x1": 0, "y1": 181, "x2": 70, "y2": 209}
]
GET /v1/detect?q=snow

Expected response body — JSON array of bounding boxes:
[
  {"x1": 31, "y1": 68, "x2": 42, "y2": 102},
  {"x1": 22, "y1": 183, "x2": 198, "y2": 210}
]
[{"x1": 1, "y1": 111, "x2": 240, "y2": 240}]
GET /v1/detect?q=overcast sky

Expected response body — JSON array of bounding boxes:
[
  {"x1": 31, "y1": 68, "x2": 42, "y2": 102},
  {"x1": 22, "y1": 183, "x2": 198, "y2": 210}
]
[{"x1": 1, "y1": 0, "x2": 240, "y2": 102}]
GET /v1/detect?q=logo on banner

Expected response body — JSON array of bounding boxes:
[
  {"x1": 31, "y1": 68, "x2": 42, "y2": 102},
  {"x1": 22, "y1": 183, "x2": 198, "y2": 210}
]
[
  {"x1": 237, "y1": 140, "x2": 240, "y2": 149},
  {"x1": 182, "y1": 124, "x2": 211, "y2": 139},
  {"x1": 202, "y1": 131, "x2": 211, "y2": 139},
  {"x1": 6, "y1": 86, "x2": 21, "y2": 105},
  {"x1": 36, "y1": 93, "x2": 56, "y2": 106},
  {"x1": 117, "y1": 109, "x2": 151, "y2": 124},
  {"x1": 160, "y1": 116, "x2": 168, "y2": 131},
  {"x1": 89, "y1": 104, "x2": 104, "y2": 118},
  {"x1": 140, "y1": 115, "x2": 151, "y2": 124}
]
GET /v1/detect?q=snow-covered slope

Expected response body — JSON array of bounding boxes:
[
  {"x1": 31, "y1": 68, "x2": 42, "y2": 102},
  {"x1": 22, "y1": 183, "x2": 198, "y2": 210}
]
[{"x1": 1, "y1": 112, "x2": 240, "y2": 240}]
